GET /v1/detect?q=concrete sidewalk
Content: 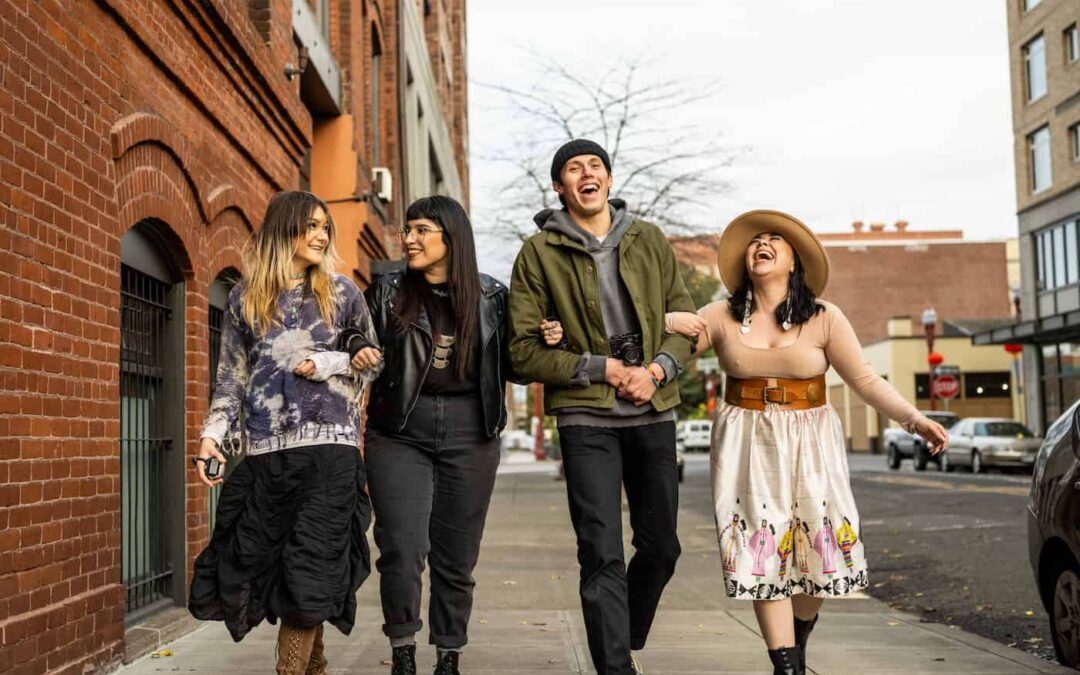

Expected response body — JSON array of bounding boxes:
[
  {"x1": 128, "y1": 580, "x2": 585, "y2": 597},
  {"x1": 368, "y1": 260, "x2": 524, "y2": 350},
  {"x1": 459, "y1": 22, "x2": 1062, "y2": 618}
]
[{"x1": 117, "y1": 470, "x2": 1072, "y2": 674}]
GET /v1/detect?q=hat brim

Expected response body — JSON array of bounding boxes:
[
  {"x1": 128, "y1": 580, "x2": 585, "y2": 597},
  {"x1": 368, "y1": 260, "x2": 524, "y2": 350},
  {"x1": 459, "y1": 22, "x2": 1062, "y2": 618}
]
[{"x1": 717, "y1": 210, "x2": 830, "y2": 296}]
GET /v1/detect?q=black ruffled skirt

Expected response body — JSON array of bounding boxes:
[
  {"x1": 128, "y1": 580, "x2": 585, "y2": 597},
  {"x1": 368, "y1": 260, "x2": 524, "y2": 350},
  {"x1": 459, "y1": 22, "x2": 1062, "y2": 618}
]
[{"x1": 189, "y1": 443, "x2": 372, "y2": 642}]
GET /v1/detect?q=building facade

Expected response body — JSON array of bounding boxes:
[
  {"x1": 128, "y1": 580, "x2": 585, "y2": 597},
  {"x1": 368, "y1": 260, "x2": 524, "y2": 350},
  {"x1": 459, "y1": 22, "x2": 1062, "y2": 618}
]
[
  {"x1": 0, "y1": 1, "x2": 468, "y2": 673},
  {"x1": 974, "y1": 0, "x2": 1080, "y2": 434}
]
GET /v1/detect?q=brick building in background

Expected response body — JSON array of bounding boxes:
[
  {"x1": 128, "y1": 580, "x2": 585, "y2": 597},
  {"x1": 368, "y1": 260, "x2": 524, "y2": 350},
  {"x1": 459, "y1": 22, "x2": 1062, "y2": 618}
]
[{"x1": 0, "y1": 1, "x2": 468, "y2": 673}]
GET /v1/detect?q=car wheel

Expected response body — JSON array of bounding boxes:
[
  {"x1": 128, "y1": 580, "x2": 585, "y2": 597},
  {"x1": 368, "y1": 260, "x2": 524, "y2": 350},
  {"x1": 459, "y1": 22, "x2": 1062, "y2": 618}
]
[
  {"x1": 1050, "y1": 559, "x2": 1080, "y2": 668},
  {"x1": 914, "y1": 445, "x2": 929, "y2": 472},
  {"x1": 942, "y1": 451, "x2": 954, "y2": 473},
  {"x1": 887, "y1": 444, "x2": 901, "y2": 470},
  {"x1": 971, "y1": 450, "x2": 984, "y2": 474}
]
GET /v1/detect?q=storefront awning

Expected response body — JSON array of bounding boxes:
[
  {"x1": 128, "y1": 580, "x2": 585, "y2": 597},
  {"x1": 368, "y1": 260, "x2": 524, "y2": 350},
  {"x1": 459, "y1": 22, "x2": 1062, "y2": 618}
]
[{"x1": 971, "y1": 309, "x2": 1080, "y2": 345}]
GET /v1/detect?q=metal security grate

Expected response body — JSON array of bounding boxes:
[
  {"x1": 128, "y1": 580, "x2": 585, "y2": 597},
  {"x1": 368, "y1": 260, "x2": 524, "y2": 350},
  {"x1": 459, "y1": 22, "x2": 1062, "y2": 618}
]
[
  {"x1": 120, "y1": 265, "x2": 174, "y2": 613},
  {"x1": 207, "y1": 305, "x2": 224, "y2": 528}
]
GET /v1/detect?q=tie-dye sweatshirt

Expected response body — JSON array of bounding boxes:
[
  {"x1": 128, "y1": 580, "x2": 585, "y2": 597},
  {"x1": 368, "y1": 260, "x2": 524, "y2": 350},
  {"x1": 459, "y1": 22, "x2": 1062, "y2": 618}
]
[{"x1": 201, "y1": 274, "x2": 382, "y2": 455}]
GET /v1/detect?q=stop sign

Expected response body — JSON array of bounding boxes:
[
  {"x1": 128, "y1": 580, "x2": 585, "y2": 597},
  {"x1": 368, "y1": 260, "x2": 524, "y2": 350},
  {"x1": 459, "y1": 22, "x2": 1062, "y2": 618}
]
[{"x1": 932, "y1": 374, "x2": 959, "y2": 400}]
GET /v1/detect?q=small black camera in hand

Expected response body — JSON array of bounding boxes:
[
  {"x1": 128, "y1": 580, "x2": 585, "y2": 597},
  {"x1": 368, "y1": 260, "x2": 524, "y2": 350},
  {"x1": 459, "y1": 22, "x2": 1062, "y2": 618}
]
[
  {"x1": 193, "y1": 456, "x2": 224, "y2": 480},
  {"x1": 609, "y1": 332, "x2": 644, "y2": 366}
]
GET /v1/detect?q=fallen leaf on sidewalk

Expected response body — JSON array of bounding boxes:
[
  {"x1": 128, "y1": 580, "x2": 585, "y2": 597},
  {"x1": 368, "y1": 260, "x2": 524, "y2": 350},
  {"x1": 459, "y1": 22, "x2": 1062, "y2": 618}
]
[
  {"x1": 502, "y1": 580, "x2": 518, "y2": 586},
  {"x1": 914, "y1": 592, "x2": 924, "y2": 597},
  {"x1": 1025, "y1": 610, "x2": 1035, "y2": 617},
  {"x1": 697, "y1": 624, "x2": 705, "y2": 629},
  {"x1": 975, "y1": 604, "x2": 992, "y2": 611},
  {"x1": 150, "y1": 650, "x2": 173, "y2": 658},
  {"x1": 1025, "y1": 637, "x2": 1043, "y2": 644},
  {"x1": 381, "y1": 660, "x2": 392, "y2": 666},
  {"x1": 887, "y1": 621, "x2": 900, "y2": 627},
  {"x1": 518, "y1": 620, "x2": 528, "y2": 625},
  {"x1": 479, "y1": 619, "x2": 488, "y2": 624},
  {"x1": 933, "y1": 657, "x2": 945, "y2": 662}
]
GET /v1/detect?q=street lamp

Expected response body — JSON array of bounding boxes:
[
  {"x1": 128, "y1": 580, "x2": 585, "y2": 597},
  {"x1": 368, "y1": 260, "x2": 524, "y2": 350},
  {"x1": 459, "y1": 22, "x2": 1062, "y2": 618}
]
[{"x1": 922, "y1": 307, "x2": 938, "y2": 411}]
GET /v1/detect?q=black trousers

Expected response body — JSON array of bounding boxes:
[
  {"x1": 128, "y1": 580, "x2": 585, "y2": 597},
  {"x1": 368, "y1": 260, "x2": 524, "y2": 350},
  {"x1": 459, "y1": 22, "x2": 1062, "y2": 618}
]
[
  {"x1": 558, "y1": 421, "x2": 681, "y2": 675},
  {"x1": 364, "y1": 393, "x2": 500, "y2": 649}
]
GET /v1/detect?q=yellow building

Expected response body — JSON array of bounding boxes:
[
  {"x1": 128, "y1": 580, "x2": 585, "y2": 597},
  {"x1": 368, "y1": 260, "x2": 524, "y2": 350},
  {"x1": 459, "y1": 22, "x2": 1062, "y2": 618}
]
[{"x1": 828, "y1": 317, "x2": 1024, "y2": 452}]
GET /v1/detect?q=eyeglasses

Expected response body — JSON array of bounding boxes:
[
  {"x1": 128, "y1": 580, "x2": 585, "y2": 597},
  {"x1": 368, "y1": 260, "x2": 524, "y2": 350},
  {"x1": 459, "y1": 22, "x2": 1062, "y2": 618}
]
[{"x1": 398, "y1": 224, "x2": 443, "y2": 241}]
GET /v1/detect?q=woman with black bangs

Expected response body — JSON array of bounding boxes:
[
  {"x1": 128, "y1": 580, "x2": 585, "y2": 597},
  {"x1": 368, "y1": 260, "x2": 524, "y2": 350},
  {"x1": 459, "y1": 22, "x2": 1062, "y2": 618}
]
[{"x1": 340, "y1": 195, "x2": 513, "y2": 675}]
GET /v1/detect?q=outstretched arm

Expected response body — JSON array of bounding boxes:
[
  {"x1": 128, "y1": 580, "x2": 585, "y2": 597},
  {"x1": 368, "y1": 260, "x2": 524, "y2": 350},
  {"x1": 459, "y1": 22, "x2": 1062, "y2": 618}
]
[{"x1": 824, "y1": 305, "x2": 948, "y2": 453}]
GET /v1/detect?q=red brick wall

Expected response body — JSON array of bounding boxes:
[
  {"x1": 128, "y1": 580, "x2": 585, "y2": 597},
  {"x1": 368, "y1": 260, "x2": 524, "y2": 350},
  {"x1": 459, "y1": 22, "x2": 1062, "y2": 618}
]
[
  {"x1": 0, "y1": 1, "x2": 306, "y2": 673},
  {"x1": 822, "y1": 241, "x2": 1013, "y2": 343},
  {"x1": 0, "y1": 0, "x2": 469, "y2": 671}
]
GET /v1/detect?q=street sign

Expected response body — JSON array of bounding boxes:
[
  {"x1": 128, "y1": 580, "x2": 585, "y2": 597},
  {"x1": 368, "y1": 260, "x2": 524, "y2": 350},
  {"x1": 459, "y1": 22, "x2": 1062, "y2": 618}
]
[
  {"x1": 935, "y1": 365, "x2": 960, "y2": 377},
  {"x1": 932, "y1": 374, "x2": 960, "y2": 400}
]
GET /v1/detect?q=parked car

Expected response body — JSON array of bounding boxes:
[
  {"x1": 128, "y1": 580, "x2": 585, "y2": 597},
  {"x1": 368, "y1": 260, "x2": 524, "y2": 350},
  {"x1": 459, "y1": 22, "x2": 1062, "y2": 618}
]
[
  {"x1": 943, "y1": 417, "x2": 1042, "y2": 473},
  {"x1": 1026, "y1": 399, "x2": 1080, "y2": 668},
  {"x1": 676, "y1": 419, "x2": 713, "y2": 453},
  {"x1": 883, "y1": 411, "x2": 960, "y2": 471}
]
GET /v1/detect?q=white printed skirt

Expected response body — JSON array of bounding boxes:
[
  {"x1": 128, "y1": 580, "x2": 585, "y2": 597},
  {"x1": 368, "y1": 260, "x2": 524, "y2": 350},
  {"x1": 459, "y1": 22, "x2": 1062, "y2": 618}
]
[{"x1": 710, "y1": 401, "x2": 868, "y2": 600}]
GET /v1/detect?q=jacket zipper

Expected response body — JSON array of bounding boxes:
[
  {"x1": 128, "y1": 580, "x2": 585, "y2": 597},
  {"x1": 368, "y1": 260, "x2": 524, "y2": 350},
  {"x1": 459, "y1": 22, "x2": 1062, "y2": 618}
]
[{"x1": 400, "y1": 323, "x2": 434, "y2": 432}]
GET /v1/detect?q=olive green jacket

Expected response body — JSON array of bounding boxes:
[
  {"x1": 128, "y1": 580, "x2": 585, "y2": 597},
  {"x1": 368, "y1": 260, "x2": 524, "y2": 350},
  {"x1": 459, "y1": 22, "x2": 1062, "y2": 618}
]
[{"x1": 508, "y1": 212, "x2": 696, "y2": 414}]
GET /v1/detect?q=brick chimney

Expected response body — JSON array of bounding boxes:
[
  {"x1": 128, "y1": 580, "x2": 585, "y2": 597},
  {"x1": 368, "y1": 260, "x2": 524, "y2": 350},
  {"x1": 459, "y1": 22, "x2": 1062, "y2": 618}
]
[
  {"x1": 852, "y1": 220, "x2": 864, "y2": 233},
  {"x1": 895, "y1": 220, "x2": 909, "y2": 232},
  {"x1": 869, "y1": 222, "x2": 886, "y2": 232}
]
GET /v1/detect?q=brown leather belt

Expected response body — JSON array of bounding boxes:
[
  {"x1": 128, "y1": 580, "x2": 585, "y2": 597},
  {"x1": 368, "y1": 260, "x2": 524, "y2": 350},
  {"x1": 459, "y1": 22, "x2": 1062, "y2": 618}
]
[{"x1": 724, "y1": 375, "x2": 827, "y2": 411}]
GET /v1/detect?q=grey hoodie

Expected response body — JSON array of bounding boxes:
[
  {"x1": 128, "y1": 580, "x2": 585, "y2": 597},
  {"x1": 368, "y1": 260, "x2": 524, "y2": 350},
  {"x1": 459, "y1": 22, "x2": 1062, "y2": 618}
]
[{"x1": 533, "y1": 200, "x2": 678, "y2": 427}]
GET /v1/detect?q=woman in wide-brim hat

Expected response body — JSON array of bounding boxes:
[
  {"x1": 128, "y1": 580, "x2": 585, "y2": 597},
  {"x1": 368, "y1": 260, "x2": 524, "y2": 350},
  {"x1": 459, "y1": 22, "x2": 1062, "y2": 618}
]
[{"x1": 663, "y1": 209, "x2": 949, "y2": 675}]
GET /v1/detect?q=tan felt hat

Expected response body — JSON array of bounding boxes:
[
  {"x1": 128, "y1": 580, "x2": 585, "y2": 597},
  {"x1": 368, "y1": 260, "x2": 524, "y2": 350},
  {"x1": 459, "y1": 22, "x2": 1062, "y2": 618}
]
[{"x1": 717, "y1": 209, "x2": 830, "y2": 296}]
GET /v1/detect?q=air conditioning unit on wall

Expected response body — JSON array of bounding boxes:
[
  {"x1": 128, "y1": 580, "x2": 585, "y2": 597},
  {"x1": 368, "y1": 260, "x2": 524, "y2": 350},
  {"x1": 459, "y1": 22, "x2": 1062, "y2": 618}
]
[{"x1": 372, "y1": 167, "x2": 393, "y2": 202}]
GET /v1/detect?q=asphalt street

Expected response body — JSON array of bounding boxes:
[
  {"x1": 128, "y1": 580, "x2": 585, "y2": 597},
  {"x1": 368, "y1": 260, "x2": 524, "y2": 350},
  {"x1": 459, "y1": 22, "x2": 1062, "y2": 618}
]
[{"x1": 679, "y1": 451, "x2": 1060, "y2": 666}]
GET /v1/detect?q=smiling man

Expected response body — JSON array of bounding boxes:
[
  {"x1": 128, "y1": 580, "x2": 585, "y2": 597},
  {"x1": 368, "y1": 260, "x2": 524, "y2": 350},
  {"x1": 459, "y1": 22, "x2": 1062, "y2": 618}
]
[{"x1": 508, "y1": 139, "x2": 697, "y2": 675}]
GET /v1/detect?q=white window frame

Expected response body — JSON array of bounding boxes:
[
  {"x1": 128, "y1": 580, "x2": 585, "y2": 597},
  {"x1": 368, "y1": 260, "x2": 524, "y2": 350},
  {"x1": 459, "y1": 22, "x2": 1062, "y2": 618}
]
[
  {"x1": 1067, "y1": 24, "x2": 1080, "y2": 64},
  {"x1": 1025, "y1": 34, "x2": 1048, "y2": 102},
  {"x1": 1072, "y1": 122, "x2": 1080, "y2": 162},
  {"x1": 1030, "y1": 125, "x2": 1052, "y2": 194},
  {"x1": 1023, "y1": 0, "x2": 1041, "y2": 12}
]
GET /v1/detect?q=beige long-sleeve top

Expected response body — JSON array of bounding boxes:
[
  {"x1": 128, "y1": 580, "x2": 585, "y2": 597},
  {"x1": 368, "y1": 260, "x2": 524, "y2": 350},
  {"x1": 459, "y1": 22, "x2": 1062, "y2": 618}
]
[{"x1": 695, "y1": 299, "x2": 923, "y2": 429}]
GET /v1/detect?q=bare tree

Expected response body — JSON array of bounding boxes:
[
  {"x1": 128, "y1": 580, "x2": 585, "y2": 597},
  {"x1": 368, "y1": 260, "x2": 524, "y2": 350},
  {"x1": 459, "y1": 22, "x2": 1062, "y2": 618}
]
[{"x1": 475, "y1": 55, "x2": 741, "y2": 243}]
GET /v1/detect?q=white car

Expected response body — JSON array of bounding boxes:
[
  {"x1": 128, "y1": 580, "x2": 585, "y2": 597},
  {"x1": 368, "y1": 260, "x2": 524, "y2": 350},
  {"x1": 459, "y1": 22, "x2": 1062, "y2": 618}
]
[
  {"x1": 943, "y1": 417, "x2": 1042, "y2": 473},
  {"x1": 676, "y1": 419, "x2": 712, "y2": 453}
]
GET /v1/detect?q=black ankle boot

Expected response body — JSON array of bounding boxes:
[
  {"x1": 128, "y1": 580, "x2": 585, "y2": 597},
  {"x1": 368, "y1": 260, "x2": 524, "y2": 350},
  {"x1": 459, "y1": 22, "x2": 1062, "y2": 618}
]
[
  {"x1": 767, "y1": 646, "x2": 803, "y2": 675},
  {"x1": 432, "y1": 651, "x2": 460, "y2": 675},
  {"x1": 793, "y1": 614, "x2": 818, "y2": 675},
  {"x1": 391, "y1": 644, "x2": 416, "y2": 675}
]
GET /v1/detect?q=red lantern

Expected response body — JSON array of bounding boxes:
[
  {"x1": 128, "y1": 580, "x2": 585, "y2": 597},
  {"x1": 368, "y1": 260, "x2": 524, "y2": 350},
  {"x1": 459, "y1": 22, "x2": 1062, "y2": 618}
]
[
  {"x1": 927, "y1": 352, "x2": 944, "y2": 366},
  {"x1": 1004, "y1": 343, "x2": 1023, "y2": 355}
]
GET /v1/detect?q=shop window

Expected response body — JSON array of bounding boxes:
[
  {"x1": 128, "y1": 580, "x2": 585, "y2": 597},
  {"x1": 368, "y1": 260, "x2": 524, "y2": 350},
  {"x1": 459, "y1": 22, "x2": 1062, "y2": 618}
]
[{"x1": 964, "y1": 372, "x2": 1012, "y2": 399}]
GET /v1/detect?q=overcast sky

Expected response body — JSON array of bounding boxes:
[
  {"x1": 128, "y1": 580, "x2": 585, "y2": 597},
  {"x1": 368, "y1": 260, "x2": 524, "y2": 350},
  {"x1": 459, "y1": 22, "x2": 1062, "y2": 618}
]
[{"x1": 466, "y1": 0, "x2": 1017, "y2": 281}]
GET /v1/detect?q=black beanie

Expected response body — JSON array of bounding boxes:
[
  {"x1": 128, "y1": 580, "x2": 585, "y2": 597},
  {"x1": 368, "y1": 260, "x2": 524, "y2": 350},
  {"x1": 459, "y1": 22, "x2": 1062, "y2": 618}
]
[{"x1": 550, "y1": 139, "x2": 612, "y2": 183}]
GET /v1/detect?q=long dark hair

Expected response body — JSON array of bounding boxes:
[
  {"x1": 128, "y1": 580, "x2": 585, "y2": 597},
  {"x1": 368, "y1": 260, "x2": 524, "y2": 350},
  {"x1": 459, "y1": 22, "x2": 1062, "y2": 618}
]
[
  {"x1": 728, "y1": 252, "x2": 824, "y2": 327},
  {"x1": 395, "y1": 195, "x2": 481, "y2": 379}
]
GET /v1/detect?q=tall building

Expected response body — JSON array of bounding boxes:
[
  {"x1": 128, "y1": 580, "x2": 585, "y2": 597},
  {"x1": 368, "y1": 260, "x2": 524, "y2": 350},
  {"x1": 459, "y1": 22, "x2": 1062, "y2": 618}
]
[
  {"x1": 0, "y1": 1, "x2": 468, "y2": 673},
  {"x1": 974, "y1": 0, "x2": 1080, "y2": 433}
]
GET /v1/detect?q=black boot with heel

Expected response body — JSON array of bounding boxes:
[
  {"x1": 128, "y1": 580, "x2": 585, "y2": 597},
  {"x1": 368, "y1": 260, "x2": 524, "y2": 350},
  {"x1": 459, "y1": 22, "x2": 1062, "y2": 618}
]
[
  {"x1": 793, "y1": 614, "x2": 818, "y2": 675},
  {"x1": 767, "y1": 646, "x2": 803, "y2": 675}
]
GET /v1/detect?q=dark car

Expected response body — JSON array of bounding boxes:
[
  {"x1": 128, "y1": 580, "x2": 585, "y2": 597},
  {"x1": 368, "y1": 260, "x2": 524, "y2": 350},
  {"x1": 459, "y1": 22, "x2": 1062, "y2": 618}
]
[{"x1": 1027, "y1": 399, "x2": 1080, "y2": 669}]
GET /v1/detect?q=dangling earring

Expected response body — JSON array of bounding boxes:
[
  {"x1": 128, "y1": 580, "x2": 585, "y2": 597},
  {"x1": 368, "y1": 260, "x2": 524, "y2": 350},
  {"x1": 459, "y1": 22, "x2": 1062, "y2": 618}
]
[
  {"x1": 782, "y1": 295, "x2": 793, "y2": 332},
  {"x1": 741, "y1": 288, "x2": 753, "y2": 334}
]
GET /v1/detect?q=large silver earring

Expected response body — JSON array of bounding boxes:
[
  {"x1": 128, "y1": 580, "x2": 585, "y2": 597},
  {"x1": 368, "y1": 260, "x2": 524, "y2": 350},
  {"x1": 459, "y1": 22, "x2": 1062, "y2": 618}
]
[
  {"x1": 782, "y1": 295, "x2": 793, "y2": 331},
  {"x1": 740, "y1": 289, "x2": 753, "y2": 334}
]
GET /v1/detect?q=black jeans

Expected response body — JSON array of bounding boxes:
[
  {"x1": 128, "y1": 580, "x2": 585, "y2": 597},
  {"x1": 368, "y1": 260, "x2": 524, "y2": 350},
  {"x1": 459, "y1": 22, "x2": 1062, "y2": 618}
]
[
  {"x1": 364, "y1": 393, "x2": 500, "y2": 649},
  {"x1": 558, "y1": 421, "x2": 681, "y2": 675}
]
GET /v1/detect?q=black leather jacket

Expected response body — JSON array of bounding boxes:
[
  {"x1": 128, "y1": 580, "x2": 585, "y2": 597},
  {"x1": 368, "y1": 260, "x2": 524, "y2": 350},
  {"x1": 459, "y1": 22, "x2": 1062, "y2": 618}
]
[{"x1": 350, "y1": 270, "x2": 513, "y2": 438}]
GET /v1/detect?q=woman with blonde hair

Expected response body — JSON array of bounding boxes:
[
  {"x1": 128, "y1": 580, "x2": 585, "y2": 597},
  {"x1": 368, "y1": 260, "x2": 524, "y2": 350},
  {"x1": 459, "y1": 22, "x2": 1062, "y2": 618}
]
[{"x1": 188, "y1": 190, "x2": 381, "y2": 675}]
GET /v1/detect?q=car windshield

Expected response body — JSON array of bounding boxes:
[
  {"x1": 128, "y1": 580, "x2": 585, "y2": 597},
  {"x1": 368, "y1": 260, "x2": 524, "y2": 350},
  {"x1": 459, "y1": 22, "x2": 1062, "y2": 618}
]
[
  {"x1": 982, "y1": 422, "x2": 1035, "y2": 438},
  {"x1": 928, "y1": 414, "x2": 959, "y2": 429}
]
